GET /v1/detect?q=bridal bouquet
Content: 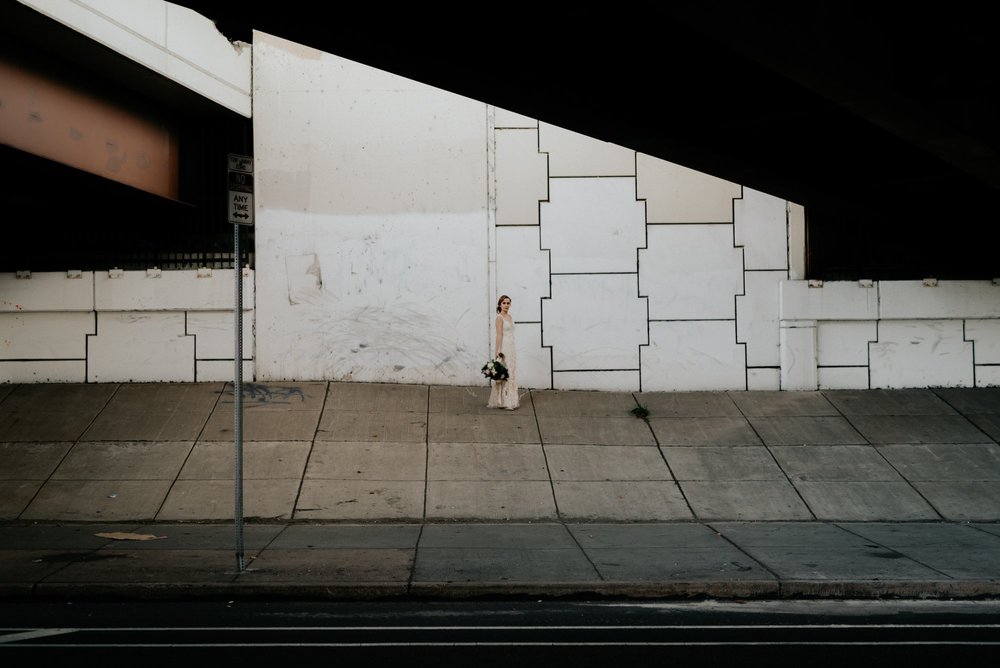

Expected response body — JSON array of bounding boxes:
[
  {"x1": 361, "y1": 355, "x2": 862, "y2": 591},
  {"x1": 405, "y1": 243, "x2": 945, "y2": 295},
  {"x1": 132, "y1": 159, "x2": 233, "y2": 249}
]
[{"x1": 481, "y1": 355, "x2": 509, "y2": 381}]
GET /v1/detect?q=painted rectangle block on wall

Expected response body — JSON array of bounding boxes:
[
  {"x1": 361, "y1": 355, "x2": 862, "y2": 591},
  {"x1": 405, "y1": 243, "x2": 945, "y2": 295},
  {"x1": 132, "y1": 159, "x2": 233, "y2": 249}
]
[
  {"x1": 817, "y1": 320, "x2": 878, "y2": 366},
  {"x1": 0, "y1": 272, "x2": 94, "y2": 312},
  {"x1": 644, "y1": 321, "x2": 746, "y2": 391},
  {"x1": 870, "y1": 320, "x2": 974, "y2": 389},
  {"x1": 818, "y1": 366, "x2": 870, "y2": 390},
  {"x1": 87, "y1": 312, "x2": 194, "y2": 383},
  {"x1": 95, "y1": 269, "x2": 253, "y2": 312},
  {"x1": 966, "y1": 320, "x2": 1000, "y2": 364},
  {"x1": 188, "y1": 311, "x2": 254, "y2": 360},
  {"x1": 0, "y1": 312, "x2": 94, "y2": 359},
  {"x1": 0, "y1": 360, "x2": 86, "y2": 384},
  {"x1": 879, "y1": 280, "x2": 1000, "y2": 319}
]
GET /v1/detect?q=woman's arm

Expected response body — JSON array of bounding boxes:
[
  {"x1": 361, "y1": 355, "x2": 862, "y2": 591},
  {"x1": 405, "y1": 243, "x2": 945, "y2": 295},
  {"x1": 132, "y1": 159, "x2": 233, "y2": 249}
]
[{"x1": 494, "y1": 315, "x2": 503, "y2": 357}]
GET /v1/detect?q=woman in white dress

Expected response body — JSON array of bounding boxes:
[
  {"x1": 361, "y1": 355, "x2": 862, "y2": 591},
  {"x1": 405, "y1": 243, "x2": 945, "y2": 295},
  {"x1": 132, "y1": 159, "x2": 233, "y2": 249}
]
[{"x1": 487, "y1": 294, "x2": 519, "y2": 410}]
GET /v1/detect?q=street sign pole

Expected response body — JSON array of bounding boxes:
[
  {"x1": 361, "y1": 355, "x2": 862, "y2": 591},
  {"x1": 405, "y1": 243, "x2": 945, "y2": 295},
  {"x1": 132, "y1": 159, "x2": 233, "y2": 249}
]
[{"x1": 228, "y1": 153, "x2": 254, "y2": 572}]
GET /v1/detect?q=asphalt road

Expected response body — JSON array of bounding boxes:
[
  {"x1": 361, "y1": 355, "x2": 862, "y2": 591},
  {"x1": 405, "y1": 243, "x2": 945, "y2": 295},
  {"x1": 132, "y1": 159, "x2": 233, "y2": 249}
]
[{"x1": 2, "y1": 599, "x2": 999, "y2": 664}]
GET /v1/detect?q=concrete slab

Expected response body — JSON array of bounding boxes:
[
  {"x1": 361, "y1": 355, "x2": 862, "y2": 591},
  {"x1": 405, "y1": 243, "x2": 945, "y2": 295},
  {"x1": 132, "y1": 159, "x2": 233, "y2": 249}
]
[
  {"x1": 681, "y1": 481, "x2": 814, "y2": 520},
  {"x1": 711, "y1": 523, "x2": 956, "y2": 581},
  {"x1": 552, "y1": 480, "x2": 692, "y2": 520},
  {"x1": 0, "y1": 411, "x2": 102, "y2": 441},
  {"x1": 823, "y1": 389, "x2": 956, "y2": 417},
  {"x1": 0, "y1": 523, "x2": 143, "y2": 549},
  {"x1": 21, "y1": 479, "x2": 173, "y2": 521},
  {"x1": 82, "y1": 410, "x2": 212, "y2": 441},
  {"x1": 413, "y1": 547, "x2": 599, "y2": 583},
  {"x1": 240, "y1": 548, "x2": 414, "y2": 582},
  {"x1": 316, "y1": 411, "x2": 427, "y2": 443},
  {"x1": 823, "y1": 389, "x2": 958, "y2": 415},
  {"x1": 428, "y1": 385, "x2": 495, "y2": 414},
  {"x1": 426, "y1": 480, "x2": 556, "y2": 520},
  {"x1": 545, "y1": 444, "x2": 672, "y2": 480},
  {"x1": 414, "y1": 524, "x2": 598, "y2": 582},
  {"x1": 419, "y1": 523, "x2": 577, "y2": 549},
  {"x1": 568, "y1": 522, "x2": 729, "y2": 548},
  {"x1": 748, "y1": 416, "x2": 868, "y2": 445},
  {"x1": 50, "y1": 441, "x2": 193, "y2": 480},
  {"x1": 270, "y1": 524, "x2": 421, "y2": 548},
  {"x1": 0, "y1": 549, "x2": 102, "y2": 584},
  {"x1": 794, "y1": 481, "x2": 941, "y2": 520},
  {"x1": 770, "y1": 444, "x2": 904, "y2": 481},
  {"x1": 841, "y1": 522, "x2": 1000, "y2": 578},
  {"x1": 530, "y1": 389, "x2": 638, "y2": 417},
  {"x1": 0, "y1": 480, "x2": 41, "y2": 519},
  {"x1": 584, "y1": 546, "x2": 771, "y2": 582},
  {"x1": 95, "y1": 382, "x2": 226, "y2": 412},
  {"x1": 126, "y1": 523, "x2": 284, "y2": 550},
  {"x1": 294, "y1": 479, "x2": 425, "y2": 521},
  {"x1": 736, "y1": 546, "x2": 943, "y2": 581},
  {"x1": 728, "y1": 390, "x2": 839, "y2": 416},
  {"x1": 849, "y1": 415, "x2": 994, "y2": 443},
  {"x1": 41, "y1": 549, "x2": 243, "y2": 583},
  {"x1": 158, "y1": 478, "x2": 300, "y2": 521},
  {"x1": 632, "y1": 391, "x2": 742, "y2": 417},
  {"x1": 877, "y1": 443, "x2": 1000, "y2": 480},
  {"x1": 428, "y1": 442, "x2": 548, "y2": 480},
  {"x1": 662, "y1": 446, "x2": 786, "y2": 480},
  {"x1": 910, "y1": 481, "x2": 1000, "y2": 520},
  {"x1": 316, "y1": 410, "x2": 425, "y2": 442},
  {"x1": 709, "y1": 521, "x2": 872, "y2": 547},
  {"x1": 305, "y1": 441, "x2": 426, "y2": 480},
  {"x1": 972, "y1": 523, "x2": 1000, "y2": 538},
  {"x1": 933, "y1": 387, "x2": 1000, "y2": 414},
  {"x1": 537, "y1": 415, "x2": 656, "y2": 445},
  {"x1": 648, "y1": 417, "x2": 761, "y2": 446},
  {"x1": 326, "y1": 381, "x2": 428, "y2": 412},
  {"x1": 205, "y1": 406, "x2": 322, "y2": 441},
  {"x1": 967, "y1": 414, "x2": 1000, "y2": 441},
  {"x1": 0, "y1": 385, "x2": 15, "y2": 403},
  {"x1": 0, "y1": 441, "x2": 72, "y2": 478},
  {"x1": 0, "y1": 382, "x2": 118, "y2": 413},
  {"x1": 427, "y1": 412, "x2": 539, "y2": 444},
  {"x1": 178, "y1": 441, "x2": 311, "y2": 480},
  {"x1": 218, "y1": 381, "x2": 329, "y2": 411}
]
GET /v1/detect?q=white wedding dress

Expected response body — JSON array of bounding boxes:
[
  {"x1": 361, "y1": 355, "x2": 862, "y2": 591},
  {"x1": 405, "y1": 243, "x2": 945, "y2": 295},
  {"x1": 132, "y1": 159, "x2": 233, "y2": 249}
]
[{"x1": 487, "y1": 315, "x2": 519, "y2": 410}]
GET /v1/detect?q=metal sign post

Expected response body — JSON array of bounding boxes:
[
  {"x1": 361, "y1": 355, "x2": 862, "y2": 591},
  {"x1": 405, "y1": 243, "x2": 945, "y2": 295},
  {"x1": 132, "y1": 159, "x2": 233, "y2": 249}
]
[{"x1": 228, "y1": 153, "x2": 254, "y2": 572}]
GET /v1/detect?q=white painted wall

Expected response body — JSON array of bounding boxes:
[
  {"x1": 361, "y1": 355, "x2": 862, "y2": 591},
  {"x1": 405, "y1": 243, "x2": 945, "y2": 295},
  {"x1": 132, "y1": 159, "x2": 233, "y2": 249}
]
[{"x1": 4, "y1": 2, "x2": 998, "y2": 390}]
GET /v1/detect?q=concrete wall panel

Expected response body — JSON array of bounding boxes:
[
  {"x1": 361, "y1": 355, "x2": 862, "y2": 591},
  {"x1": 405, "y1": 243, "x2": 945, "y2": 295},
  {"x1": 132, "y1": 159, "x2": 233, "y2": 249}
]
[
  {"x1": 870, "y1": 320, "x2": 974, "y2": 389},
  {"x1": 543, "y1": 275, "x2": 646, "y2": 372},
  {"x1": 0, "y1": 312, "x2": 93, "y2": 359},
  {"x1": 0, "y1": 272, "x2": 93, "y2": 312},
  {"x1": 495, "y1": 128, "x2": 547, "y2": 226},
  {"x1": 88, "y1": 312, "x2": 194, "y2": 382},
  {"x1": 541, "y1": 177, "x2": 645, "y2": 274},
  {"x1": 636, "y1": 153, "x2": 740, "y2": 223},
  {"x1": 641, "y1": 224, "x2": 742, "y2": 320},
  {"x1": 540, "y1": 123, "x2": 635, "y2": 177},
  {"x1": 644, "y1": 321, "x2": 746, "y2": 391}
]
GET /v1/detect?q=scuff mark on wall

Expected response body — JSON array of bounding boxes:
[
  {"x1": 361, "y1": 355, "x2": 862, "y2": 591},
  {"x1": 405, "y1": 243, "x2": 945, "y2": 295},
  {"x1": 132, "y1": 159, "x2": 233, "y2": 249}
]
[
  {"x1": 286, "y1": 253, "x2": 323, "y2": 305},
  {"x1": 284, "y1": 287, "x2": 469, "y2": 383}
]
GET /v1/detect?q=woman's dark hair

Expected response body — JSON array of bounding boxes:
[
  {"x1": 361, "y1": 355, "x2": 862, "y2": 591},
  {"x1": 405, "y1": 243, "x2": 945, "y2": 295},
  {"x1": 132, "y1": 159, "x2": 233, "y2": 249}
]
[{"x1": 496, "y1": 295, "x2": 511, "y2": 314}]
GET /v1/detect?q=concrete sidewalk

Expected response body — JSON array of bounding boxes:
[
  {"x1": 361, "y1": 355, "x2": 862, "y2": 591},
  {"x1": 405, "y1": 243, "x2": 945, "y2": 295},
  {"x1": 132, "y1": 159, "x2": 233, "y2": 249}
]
[{"x1": 1, "y1": 381, "x2": 999, "y2": 600}]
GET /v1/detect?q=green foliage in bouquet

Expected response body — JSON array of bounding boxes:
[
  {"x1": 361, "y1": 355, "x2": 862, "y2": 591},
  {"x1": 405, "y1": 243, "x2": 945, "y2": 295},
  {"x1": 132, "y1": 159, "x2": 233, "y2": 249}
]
[{"x1": 481, "y1": 356, "x2": 510, "y2": 381}]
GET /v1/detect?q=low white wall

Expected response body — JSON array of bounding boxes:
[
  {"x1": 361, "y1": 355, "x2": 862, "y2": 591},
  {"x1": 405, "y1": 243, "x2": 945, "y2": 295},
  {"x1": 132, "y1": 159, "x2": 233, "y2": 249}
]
[
  {"x1": 0, "y1": 269, "x2": 253, "y2": 383},
  {"x1": 781, "y1": 279, "x2": 1000, "y2": 389}
]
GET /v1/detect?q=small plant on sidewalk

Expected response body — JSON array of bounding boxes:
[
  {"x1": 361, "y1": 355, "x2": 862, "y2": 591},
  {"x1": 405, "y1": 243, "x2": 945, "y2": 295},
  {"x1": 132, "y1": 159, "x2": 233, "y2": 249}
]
[{"x1": 630, "y1": 404, "x2": 650, "y2": 421}]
